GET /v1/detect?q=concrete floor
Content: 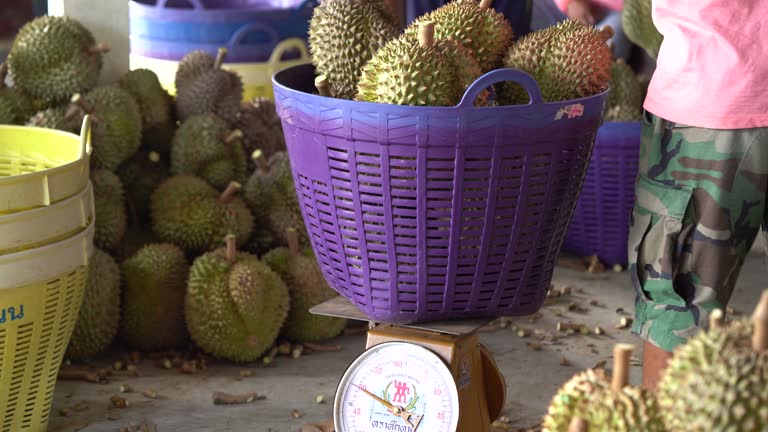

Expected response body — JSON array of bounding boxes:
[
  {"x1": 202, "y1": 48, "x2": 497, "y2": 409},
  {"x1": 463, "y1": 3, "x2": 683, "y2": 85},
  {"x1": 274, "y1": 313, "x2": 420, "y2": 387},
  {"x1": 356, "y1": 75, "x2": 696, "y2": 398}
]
[{"x1": 48, "y1": 251, "x2": 766, "y2": 432}]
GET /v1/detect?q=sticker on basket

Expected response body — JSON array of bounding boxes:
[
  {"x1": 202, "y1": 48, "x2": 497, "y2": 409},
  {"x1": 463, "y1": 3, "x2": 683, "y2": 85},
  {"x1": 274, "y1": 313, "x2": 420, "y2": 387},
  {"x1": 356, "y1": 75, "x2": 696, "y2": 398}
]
[
  {"x1": 0, "y1": 304, "x2": 25, "y2": 324},
  {"x1": 555, "y1": 103, "x2": 585, "y2": 120}
]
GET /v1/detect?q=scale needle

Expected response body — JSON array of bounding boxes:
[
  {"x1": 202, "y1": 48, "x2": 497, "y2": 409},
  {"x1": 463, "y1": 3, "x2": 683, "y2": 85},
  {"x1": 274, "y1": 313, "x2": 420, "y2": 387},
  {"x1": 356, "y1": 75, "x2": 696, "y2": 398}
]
[{"x1": 353, "y1": 384, "x2": 423, "y2": 430}]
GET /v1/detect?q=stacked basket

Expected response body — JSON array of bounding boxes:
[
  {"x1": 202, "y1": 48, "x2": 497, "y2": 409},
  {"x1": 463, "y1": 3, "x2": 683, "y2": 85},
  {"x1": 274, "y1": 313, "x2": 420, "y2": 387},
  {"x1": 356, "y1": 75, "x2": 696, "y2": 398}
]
[
  {"x1": 0, "y1": 117, "x2": 94, "y2": 432},
  {"x1": 129, "y1": 0, "x2": 315, "y2": 100}
]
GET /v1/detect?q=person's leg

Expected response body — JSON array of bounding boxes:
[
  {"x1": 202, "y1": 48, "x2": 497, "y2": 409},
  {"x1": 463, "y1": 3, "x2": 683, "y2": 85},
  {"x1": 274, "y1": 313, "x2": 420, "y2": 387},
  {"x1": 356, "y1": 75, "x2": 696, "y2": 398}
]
[
  {"x1": 597, "y1": 10, "x2": 632, "y2": 60},
  {"x1": 628, "y1": 112, "x2": 768, "y2": 390},
  {"x1": 529, "y1": 0, "x2": 567, "y2": 31}
]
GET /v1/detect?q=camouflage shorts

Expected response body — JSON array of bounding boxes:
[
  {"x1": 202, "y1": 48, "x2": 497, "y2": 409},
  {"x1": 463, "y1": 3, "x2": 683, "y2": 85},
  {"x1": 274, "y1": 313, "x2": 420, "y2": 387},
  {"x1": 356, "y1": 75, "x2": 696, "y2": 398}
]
[{"x1": 629, "y1": 111, "x2": 768, "y2": 352}]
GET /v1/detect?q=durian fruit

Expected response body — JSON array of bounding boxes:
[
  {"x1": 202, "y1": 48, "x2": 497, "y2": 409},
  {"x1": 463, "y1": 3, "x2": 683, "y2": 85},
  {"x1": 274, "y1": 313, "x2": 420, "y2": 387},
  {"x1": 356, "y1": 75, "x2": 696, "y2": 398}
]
[
  {"x1": 70, "y1": 86, "x2": 143, "y2": 170},
  {"x1": 308, "y1": 0, "x2": 401, "y2": 99},
  {"x1": 186, "y1": 235, "x2": 290, "y2": 362},
  {"x1": 66, "y1": 248, "x2": 121, "y2": 360},
  {"x1": 115, "y1": 225, "x2": 156, "y2": 263},
  {"x1": 244, "y1": 151, "x2": 308, "y2": 246},
  {"x1": 357, "y1": 22, "x2": 487, "y2": 107},
  {"x1": 264, "y1": 229, "x2": 345, "y2": 342},
  {"x1": 117, "y1": 69, "x2": 172, "y2": 133},
  {"x1": 26, "y1": 105, "x2": 81, "y2": 133},
  {"x1": 117, "y1": 150, "x2": 170, "y2": 224},
  {"x1": 605, "y1": 59, "x2": 644, "y2": 122},
  {"x1": 174, "y1": 48, "x2": 243, "y2": 124},
  {"x1": 92, "y1": 169, "x2": 127, "y2": 252},
  {"x1": 404, "y1": 0, "x2": 514, "y2": 71},
  {"x1": 170, "y1": 113, "x2": 247, "y2": 189},
  {"x1": 120, "y1": 243, "x2": 190, "y2": 351},
  {"x1": 543, "y1": 344, "x2": 665, "y2": 432},
  {"x1": 622, "y1": 0, "x2": 662, "y2": 59},
  {"x1": 657, "y1": 292, "x2": 768, "y2": 432},
  {"x1": 151, "y1": 176, "x2": 254, "y2": 254},
  {"x1": 6, "y1": 16, "x2": 108, "y2": 106},
  {"x1": 236, "y1": 98, "x2": 286, "y2": 169},
  {"x1": 500, "y1": 20, "x2": 613, "y2": 104},
  {"x1": 0, "y1": 63, "x2": 33, "y2": 125}
]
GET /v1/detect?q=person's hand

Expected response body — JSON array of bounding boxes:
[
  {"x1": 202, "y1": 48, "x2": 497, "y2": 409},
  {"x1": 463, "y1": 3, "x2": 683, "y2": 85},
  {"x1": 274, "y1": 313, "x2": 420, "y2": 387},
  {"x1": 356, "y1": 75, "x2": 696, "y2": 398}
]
[{"x1": 566, "y1": 0, "x2": 599, "y2": 26}]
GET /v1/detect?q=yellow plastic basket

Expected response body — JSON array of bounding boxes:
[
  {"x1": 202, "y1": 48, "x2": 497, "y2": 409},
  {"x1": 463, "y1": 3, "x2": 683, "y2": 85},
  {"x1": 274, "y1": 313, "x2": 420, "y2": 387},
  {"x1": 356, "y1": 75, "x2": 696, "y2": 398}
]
[
  {"x1": 129, "y1": 37, "x2": 311, "y2": 101},
  {"x1": 0, "y1": 221, "x2": 93, "y2": 432},
  {"x1": 0, "y1": 181, "x2": 94, "y2": 255},
  {"x1": 0, "y1": 116, "x2": 92, "y2": 214}
]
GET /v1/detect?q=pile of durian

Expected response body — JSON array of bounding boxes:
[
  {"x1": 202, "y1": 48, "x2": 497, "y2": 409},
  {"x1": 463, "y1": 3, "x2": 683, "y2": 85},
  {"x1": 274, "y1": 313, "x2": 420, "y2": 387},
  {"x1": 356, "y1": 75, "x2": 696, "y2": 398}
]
[
  {"x1": 541, "y1": 290, "x2": 768, "y2": 431},
  {"x1": 0, "y1": 16, "x2": 346, "y2": 363}
]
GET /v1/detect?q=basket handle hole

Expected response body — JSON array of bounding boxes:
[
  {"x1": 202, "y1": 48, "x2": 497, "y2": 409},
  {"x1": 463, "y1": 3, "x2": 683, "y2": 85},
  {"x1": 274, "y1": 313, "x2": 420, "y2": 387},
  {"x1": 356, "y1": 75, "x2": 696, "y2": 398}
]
[{"x1": 457, "y1": 68, "x2": 544, "y2": 108}]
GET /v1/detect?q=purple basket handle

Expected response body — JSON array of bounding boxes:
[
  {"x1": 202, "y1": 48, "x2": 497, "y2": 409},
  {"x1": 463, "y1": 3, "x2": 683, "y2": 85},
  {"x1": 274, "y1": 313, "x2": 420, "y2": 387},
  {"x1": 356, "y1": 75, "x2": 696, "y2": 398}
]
[
  {"x1": 457, "y1": 68, "x2": 544, "y2": 107},
  {"x1": 156, "y1": 0, "x2": 205, "y2": 9},
  {"x1": 227, "y1": 22, "x2": 280, "y2": 47}
]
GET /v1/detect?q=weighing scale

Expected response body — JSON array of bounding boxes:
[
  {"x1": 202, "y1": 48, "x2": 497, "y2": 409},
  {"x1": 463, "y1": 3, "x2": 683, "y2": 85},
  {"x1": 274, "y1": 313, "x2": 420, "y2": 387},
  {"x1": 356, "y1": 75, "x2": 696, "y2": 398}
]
[{"x1": 311, "y1": 296, "x2": 507, "y2": 432}]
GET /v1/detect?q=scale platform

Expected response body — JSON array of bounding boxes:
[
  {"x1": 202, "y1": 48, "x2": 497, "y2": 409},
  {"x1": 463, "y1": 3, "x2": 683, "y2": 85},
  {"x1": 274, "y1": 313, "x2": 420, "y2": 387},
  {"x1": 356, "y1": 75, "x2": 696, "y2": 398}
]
[{"x1": 310, "y1": 296, "x2": 494, "y2": 336}]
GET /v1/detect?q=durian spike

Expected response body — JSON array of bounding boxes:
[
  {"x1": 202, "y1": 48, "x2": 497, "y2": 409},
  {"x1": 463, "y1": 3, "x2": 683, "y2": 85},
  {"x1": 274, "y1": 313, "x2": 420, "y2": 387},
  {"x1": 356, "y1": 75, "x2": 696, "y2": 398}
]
[
  {"x1": 709, "y1": 308, "x2": 724, "y2": 330},
  {"x1": 568, "y1": 417, "x2": 588, "y2": 432},
  {"x1": 286, "y1": 228, "x2": 300, "y2": 256},
  {"x1": 598, "y1": 26, "x2": 615, "y2": 43},
  {"x1": 0, "y1": 63, "x2": 7, "y2": 89},
  {"x1": 219, "y1": 181, "x2": 242, "y2": 204},
  {"x1": 752, "y1": 290, "x2": 768, "y2": 352},
  {"x1": 478, "y1": 0, "x2": 493, "y2": 10},
  {"x1": 251, "y1": 149, "x2": 269, "y2": 172},
  {"x1": 70, "y1": 94, "x2": 95, "y2": 115},
  {"x1": 315, "y1": 75, "x2": 331, "y2": 97},
  {"x1": 225, "y1": 234, "x2": 237, "y2": 264},
  {"x1": 418, "y1": 21, "x2": 436, "y2": 48},
  {"x1": 214, "y1": 48, "x2": 228, "y2": 70},
  {"x1": 224, "y1": 129, "x2": 244, "y2": 144},
  {"x1": 611, "y1": 343, "x2": 634, "y2": 392},
  {"x1": 88, "y1": 42, "x2": 111, "y2": 54},
  {"x1": 148, "y1": 151, "x2": 161, "y2": 163}
]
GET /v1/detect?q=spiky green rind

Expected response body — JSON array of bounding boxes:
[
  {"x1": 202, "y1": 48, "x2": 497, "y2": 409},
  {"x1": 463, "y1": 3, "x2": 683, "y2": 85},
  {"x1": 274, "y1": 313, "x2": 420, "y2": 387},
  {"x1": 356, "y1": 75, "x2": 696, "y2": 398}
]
[
  {"x1": 73, "y1": 85, "x2": 143, "y2": 170},
  {"x1": 622, "y1": 0, "x2": 662, "y2": 59},
  {"x1": 309, "y1": 0, "x2": 401, "y2": 100},
  {"x1": 236, "y1": 98, "x2": 286, "y2": 170},
  {"x1": 117, "y1": 151, "x2": 170, "y2": 223},
  {"x1": 357, "y1": 36, "x2": 486, "y2": 106},
  {"x1": 0, "y1": 87, "x2": 33, "y2": 125},
  {"x1": 121, "y1": 243, "x2": 190, "y2": 351},
  {"x1": 658, "y1": 319, "x2": 768, "y2": 431},
  {"x1": 186, "y1": 249, "x2": 290, "y2": 362},
  {"x1": 66, "y1": 248, "x2": 120, "y2": 360},
  {"x1": 404, "y1": 0, "x2": 514, "y2": 71},
  {"x1": 150, "y1": 175, "x2": 253, "y2": 254},
  {"x1": 170, "y1": 114, "x2": 247, "y2": 189},
  {"x1": 25, "y1": 106, "x2": 81, "y2": 133},
  {"x1": 174, "y1": 52, "x2": 243, "y2": 124},
  {"x1": 605, "y1": 60, "x2": 643, "y2": 122},
  {"x1": 501, "y1": 20, "x2": 612, "y2": 104},
  {"x1": 118, "y1": 69, "x2": 172, "y2": 130},
  {"x1": 92, "y1": 169, "x2": 127, "y2": 251},
  {"x1": 7, "y1": 16, "x2": 104, "y2": 105},
  {"x1": 263, "y1": 248, "x2": 345, "y2": 342}
]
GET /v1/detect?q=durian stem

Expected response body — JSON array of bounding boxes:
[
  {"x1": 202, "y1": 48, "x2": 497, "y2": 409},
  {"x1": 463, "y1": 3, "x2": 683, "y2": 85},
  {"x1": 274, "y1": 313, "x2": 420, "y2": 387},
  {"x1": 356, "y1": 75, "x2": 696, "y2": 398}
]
[
  {"x1": 709, "y1": 308, "x2": 724, "y2": 330},
  {"x1": 611, "y1": 343, "x2": 634, "y2": 393},
  {"x1": 215, "y1": 48, "x2": 228, "y2": 70},
  {"x1": 478, "y1": 0, "x2": 493, "y2": 10},
  {"x1": 315, "y1": 75, "x2": 331, "y2": 97},
  {"x1": 598, "y1": 26, "x2": 615, "y2": 43},
  {"x1": 568, "y1": 417, "x2": 588, "y2": 432},
  {"x1": 71, "y1": 94, "x2": 95, "y2": 115},
  {"x1": 224, "y1": 130, "x2": 244, "y2": 144},
  {"x1": 148, "y1": 151, "x2": 161, "y2": 163},
  {"x1": 286, "y1": 228, "x2": 300, "y2": 256},
  {"x1": 0, "y1": 63, "x2": 7, "y2": 89},
  {"x1": 225, "y1": 234, "x2": 237, "y2": 264},
  {"x1": 752, "y1": 290, "x2": 768, "y2": 352},
  {"x1": 252, "y1": 150, "x2": 269, "y2": 172},
  {"x1": 418, "y1": 21, "x2": 436, "y2": 48},
  {"x1": 88, "y1": 42, "x2": 111, "y2": 54},
  {"x1": 219, "y1": 181, "x2": 242, "y2": 204}
]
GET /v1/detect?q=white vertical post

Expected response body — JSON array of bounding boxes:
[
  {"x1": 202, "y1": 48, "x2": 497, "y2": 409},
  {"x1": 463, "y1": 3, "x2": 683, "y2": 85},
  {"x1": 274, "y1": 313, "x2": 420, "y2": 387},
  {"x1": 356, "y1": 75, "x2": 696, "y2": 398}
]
[{"x1": 48, "y1": 0, "x2": 129, "y2": 83}]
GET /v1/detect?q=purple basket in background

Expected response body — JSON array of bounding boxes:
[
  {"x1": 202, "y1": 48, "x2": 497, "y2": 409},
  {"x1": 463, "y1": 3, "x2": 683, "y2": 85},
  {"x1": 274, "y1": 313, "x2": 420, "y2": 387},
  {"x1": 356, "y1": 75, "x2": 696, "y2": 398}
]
[
  {"x1": 272, "y1": 64, "x2": 608, "y2": 323},
  {"x1": 562, "y1": 121, "x2": 641, "y2": 266}
]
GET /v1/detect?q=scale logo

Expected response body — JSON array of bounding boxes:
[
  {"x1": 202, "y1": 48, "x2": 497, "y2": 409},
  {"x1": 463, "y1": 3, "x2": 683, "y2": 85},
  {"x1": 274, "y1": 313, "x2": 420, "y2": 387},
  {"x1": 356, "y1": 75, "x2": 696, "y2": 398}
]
[{"x1": 382, "y1": 380, "x2": 418, "y2": 411}]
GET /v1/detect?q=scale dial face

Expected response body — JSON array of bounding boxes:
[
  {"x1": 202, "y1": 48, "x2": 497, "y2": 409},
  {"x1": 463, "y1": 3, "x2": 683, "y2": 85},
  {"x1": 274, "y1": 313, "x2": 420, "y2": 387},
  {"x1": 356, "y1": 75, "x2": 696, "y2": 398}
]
[{"x1": 334, "y1": 342, "x2": 460, "y2": 432}]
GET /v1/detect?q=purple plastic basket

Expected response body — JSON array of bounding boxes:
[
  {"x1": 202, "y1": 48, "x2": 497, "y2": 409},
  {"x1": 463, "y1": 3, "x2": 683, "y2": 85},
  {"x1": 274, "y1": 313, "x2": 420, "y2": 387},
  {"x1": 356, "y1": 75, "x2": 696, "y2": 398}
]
[
  {"x1": 562, "y1": 121, "x2": 640, "y2": 266},
  {"x1": 273, "y1": 64, "x2": 608, "y2": 323}
]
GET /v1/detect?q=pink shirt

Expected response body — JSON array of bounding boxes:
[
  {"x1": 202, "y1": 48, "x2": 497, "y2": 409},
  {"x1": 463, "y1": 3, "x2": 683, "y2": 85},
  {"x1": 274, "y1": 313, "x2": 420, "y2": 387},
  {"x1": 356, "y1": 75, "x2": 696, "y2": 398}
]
[
  {"x1": 644, "y1": 0, "x2": 768, "y2": 129},
  {"x1": 554, "y1": 0, "x2": 623, "y2": 12}
]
